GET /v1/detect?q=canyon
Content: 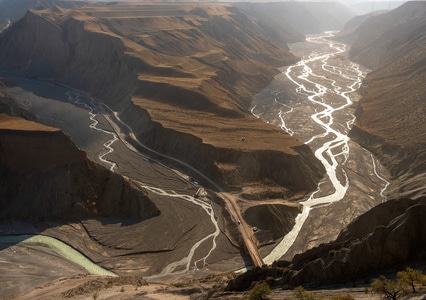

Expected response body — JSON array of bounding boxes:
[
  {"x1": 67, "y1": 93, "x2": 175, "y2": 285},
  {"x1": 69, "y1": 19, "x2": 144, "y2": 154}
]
[{"x1": 0, "y1": 1, "x2": 425, "y2": 299}]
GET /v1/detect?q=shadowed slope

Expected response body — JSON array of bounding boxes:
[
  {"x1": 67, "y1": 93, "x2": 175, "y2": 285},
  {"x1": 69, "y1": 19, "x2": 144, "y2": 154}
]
[{"x1": 0, "y1": 114, "x2": 159, "y2": 220}]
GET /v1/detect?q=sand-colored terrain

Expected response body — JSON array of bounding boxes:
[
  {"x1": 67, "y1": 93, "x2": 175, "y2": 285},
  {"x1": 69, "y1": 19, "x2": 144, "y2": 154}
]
[
  {"x1": 0, "y1": 2, "x2": 325, "y2": 192},
  {"x1": 347, "y1": 2, "x2": 426, "y2": 200}
]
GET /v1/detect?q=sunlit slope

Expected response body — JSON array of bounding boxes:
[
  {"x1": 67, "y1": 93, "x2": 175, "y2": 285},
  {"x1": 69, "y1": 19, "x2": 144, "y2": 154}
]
[
  {"x1": 348, "y1": 2, "x2": 426, "y2": 199},
  {"x1": 0, "y1": 3, "x2": 325, "y2": 191}
]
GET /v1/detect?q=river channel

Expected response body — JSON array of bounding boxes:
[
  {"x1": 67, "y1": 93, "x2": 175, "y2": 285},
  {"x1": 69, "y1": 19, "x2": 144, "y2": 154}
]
[
  {"x1": 252, "y1": 32, "x2": 391, "y2": 262},
  {"x1": 0, "y1": 32, "x2": 392, "y2": 282},
  {"x1": 1, "y1": 71, "x2": 227, "y2": 280}
]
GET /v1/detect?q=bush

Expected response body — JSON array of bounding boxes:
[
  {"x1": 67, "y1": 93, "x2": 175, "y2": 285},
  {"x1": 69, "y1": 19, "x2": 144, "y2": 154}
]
[
  {"x1": 293, "y1": 286, "x2": 318, "y2": 300},
  {"x1": 397, "y1": 267, "x2": 426, "y2": 293},
  {"x1": 329, "y1": 296, "x2": 355, "y2": 300},
  {"x1": 294, "y1": 286, "x2": 355, "y2": 300},
  {"x1": 248, "y1": 282, "x2": 272, "y2": 300},
  {"x1": 371, "y1": 275, "x2": 408, "y2": 300},
  {"x1": 371, "y1": 268, "x2": 426, "y2": 299}
]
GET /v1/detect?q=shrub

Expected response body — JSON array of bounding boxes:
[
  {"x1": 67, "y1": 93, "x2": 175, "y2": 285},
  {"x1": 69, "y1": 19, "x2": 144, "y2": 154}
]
[
  {"x1": 293, "y1": 286, "x2": 317, "y2": 300},
  {"x1": 397, "y1": 267, "x2": 426, "y2": 293},
  {"x1": 371, "y1": 268, "x2": 426, "y2": 299},
  {"x1": 371, "y1": 275, "x2": 408, "y2": 300},
  {"x1": 248, "y1": 282, "x2": 272, "y2": 300},
  {"x1": 329, "y1": 296, "x2": 355, "y2": 300}
]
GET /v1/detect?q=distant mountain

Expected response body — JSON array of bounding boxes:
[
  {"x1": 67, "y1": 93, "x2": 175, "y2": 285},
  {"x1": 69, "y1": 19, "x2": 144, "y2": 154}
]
[
  {"x1": 0, "y1": 0, "x2": 85, "y2": 24},
  {"x1": 235, "y1": 2, "x2": 357, "y2": 35},
  {"x1": 348, "y1": 1, "x2": 404, "y2": 14},
  {"x1": 333, "y1": 10, "x2": 387, "y2": 44},
  {"x1": 348, "y1": 1, "x2": 426, "y2": 70}
]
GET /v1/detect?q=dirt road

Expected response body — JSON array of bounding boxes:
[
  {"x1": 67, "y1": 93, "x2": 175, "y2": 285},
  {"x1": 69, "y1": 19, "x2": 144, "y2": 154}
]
[{"x1": 219, "y1": 192, "x2": 264, "y2": 268}]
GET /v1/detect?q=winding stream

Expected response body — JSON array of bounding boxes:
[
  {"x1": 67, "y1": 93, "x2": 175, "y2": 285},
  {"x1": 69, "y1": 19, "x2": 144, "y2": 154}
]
[
  {"x1": 1, "y1": 72, "x2": 222, "y2": 278},
  {"x1": 1, "y1": 31, "x2": 392, "y2": 278},
  {"x1": 65, "y1": 90, "x2": 221, "y2": 278},
  {"x1": 252, "y1": 32, "x2": 391, "y2": 264},
  {"x1": 66, "y1": 91, "x2": 118, "y2": 171}
]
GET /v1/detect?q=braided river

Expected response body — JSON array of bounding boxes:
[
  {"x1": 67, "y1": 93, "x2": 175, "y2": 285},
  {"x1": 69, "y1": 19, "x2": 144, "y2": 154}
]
[
  {"x1": 0, "y1": 32, "x2": 392, "y2": 281},
  {"x1": 253, "y1": 32, "x2": 391, "y2": 261}
]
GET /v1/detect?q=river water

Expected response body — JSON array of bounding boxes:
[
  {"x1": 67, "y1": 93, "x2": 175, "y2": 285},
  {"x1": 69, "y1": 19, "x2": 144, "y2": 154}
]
[
  {"x1": 1, "y1": 72, "x2": 223, "y2": 279},
  {"x1": 252, "y1": 32, "x2": 391, "y2": 262},
  {"x1": 0, "y1": 32, "x2": 392, "y2": 278},
  {"x1": 0, "y1": 235, "x2": 117, "y2": 276}
]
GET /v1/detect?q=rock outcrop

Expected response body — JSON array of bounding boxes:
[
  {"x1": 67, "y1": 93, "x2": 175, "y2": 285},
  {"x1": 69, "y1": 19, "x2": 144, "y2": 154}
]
[
  {"x1": 288, "y1": 198, "x2": 425, "y2": 285},
  {"x1": 0, "y1": 114, "x2": 159, "y2": 220},
  {"x1": 346, "y1": 1, "x2": 426, "y2": 200},
  {"x1": 226, "y1": 197, "x2": 426, "y2": 290},
  {"x1": 0, "y1": 3, "x2": 325, "y2": 193}
]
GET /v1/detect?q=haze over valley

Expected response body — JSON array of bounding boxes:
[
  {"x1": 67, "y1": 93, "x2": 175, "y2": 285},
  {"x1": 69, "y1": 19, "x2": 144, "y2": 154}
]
[{"x1": 0, "y1": 0, "x2": 424, "y2": 299}]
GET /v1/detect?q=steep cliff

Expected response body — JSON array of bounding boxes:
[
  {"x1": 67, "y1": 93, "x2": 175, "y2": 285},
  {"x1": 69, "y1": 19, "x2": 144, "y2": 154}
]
[
  {"x1": 346, "y1": 2, "x2": 426, "y2": 200},
  {"x1": 0, "y1": 114, "x2": 159, "y2": 220},
  {"x1": 226, "y1": 197, "x2": 425, "y2": 290},
  {"x1": 287, "y1": 197, "x2": 425, "y2": 285},
  {"x1": 0, "y1": 3, "x2": 325, "y2": 192}
]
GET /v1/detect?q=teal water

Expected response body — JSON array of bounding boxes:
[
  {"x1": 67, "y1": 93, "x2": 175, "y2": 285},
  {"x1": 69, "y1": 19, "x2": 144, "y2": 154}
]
[{"x1": 0, "y1": 234, "x2": 117, "y2": 277}]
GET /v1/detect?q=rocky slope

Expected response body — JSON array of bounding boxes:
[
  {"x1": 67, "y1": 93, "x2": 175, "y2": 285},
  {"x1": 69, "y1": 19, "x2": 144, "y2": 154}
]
[
  {"x1": 226, "y1": 197, "x2": 425, "y2": 290},
  {"x1": 0, "y1": 2, "x2": 325, "y2": 193},
  {"x1": 0, "y1": 113, "x2": 159, "y2": 220},
  {"x1": 346, "y1": 1, "x2": 426, "y2": 200},
  {"x1": 287, "y1": 197, "x2": 425, "y2": 285}
]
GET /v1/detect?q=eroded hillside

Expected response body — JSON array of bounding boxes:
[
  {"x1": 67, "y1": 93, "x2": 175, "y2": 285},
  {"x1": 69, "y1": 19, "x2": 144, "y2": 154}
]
[
  {"x1": 347, "y1": 1, "x2": 426, "y2": 200},
  {"x1": 0, "y1": 2, "x2": 325, "y2": 193}
]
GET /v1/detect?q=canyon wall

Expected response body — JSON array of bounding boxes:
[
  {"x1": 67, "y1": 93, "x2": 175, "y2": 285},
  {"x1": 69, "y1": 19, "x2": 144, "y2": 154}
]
[
  {"x1": 0, "y1": 114, "x2": 159, "y2": 220},
  {"x1": 347, "y1": 1, "x2": 426, "y2": 200},
  {"x1": 288, "y1": 197, "x2": 425, "y2": 285},
  {"x1": 0, "y1": 3, "x2": 326, "y2": 193},
  {"x1": 226, "y1": 197, "x2": 425, "y2": 290}
]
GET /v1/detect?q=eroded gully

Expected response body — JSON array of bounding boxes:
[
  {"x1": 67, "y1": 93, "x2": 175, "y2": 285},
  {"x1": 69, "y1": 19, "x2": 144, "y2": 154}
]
[
  {"x1": 251, "y1": 32, "x2": 391, "y2": 263},
  {"x1": 1, "y1": 73, "x2": 222, "y2": 279},
  {"x1": 65, "y1": 91, "x2": 222, "y2": 279},
  {"x1": 2, "y1": 32, "x2": 391, "y2": 277}
]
